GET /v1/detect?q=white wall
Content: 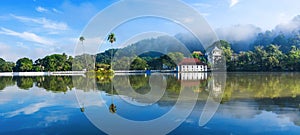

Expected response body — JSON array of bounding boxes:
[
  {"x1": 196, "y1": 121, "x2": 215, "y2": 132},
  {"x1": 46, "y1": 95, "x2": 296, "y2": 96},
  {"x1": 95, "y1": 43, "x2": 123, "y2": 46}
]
[{"x1": 178, "y1": 65, "x2": 207, "y2": 72}]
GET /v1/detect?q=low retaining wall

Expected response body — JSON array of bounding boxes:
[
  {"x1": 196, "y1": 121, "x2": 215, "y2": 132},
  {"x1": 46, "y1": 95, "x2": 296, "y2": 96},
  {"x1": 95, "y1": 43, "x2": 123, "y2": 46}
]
[
  {"x1": 13, "y1": 72, "x2": 50, "y2": 76},
  {"x1": 0, "y1": 71, "x2": 86, "y2": 76},
  {"x1": 0, "y1": 72, "x2": 13, "y2": 76}
]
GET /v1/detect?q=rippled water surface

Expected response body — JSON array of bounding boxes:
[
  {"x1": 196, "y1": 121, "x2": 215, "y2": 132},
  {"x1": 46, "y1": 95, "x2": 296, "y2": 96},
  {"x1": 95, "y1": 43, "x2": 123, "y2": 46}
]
[{"x1": 1, "y1": 73, "x2": 300, "y2": 135}]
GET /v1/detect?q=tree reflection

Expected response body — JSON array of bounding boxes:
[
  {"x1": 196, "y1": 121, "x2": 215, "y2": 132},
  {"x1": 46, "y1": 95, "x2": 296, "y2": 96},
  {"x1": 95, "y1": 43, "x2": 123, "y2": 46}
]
[
  {"x1": 1, "y1": 73, "x2": 300, "y2": 104},
  {"x1": 129, "y1": 75, "x2": 150, "y2": 94},
  {"x1": 222, "y1": 73, "x2": 300, "y2": 102},
  {"x1": 0, "y1": 77, "x2": 14, "y2": 90},
  {"x1": 109, "y1": 103, "x2": 117, "y2": 113},
  {"x1": 15, "y1": 77, "x2": 34, "y2": 90},
  {"x1": 2, "y1": 73, "x2": 300, "y2": 126},
  {"x1": 36, "y1": 76, "x2": 73, "y2": 93},
  {"x1": 80, "y1": 107, "x2": 85, "y2": 112}
]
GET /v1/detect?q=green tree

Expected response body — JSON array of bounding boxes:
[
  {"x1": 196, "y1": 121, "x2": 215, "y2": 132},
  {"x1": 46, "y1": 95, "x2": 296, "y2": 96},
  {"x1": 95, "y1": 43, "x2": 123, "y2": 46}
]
[
  {"x1": 39, "y1": 54, "x2": 72, "y2": 71},
  {"x1": 285, "y1": 46, "x2": 300, "y2": 71},
  {"x1": 253, "y1": 46, "x2": 268, "y2": 70},
  {"x1": 107, "y1": 33, "x2": 116, "y2": 44},
  {"x1": 79, "y1": 36, "x2": 85, "y2": 45},
  {"x1": 272, "y1": 33, "x2": 288, "y2": 52},
  {"x1": 288, "y1": 34, "x2": 300, "y2": 49},
  {"x1": 220, "y1": 40, "x2": 233, "y2": 63},
  {"x1": 0, "y1": 58, "x2": 15, "y2": 72},
  {"x1": 33, "y1": 58, "x2": 44, "y2": 71},
  {"x1": 130, "y1": 57, "x2": 148, "y2": 70},
  {"x1": 107, "y1": 33, "x2": 116, "y2": 69},
  {"x1": 168, "y1": 52, "x2": 184, "y2": 64},
  {"x1": 96, "y1": 63, "x2": 111, "y2": 71},
  {"x1": 237, "y1": 51, "x2": 255, "y2": 71},
  {"x1": 265, "y1": 44, "x2": 285, "y2": 70},
  {"x1": 15, "y1": 58, "x2": 33, "y2": 72},
  {"x1": 112, "y1": 56, "x2": 131, "y2": 70},
  {"x1": 215, "y1": 40, "x2": 234, "y2": 70}
]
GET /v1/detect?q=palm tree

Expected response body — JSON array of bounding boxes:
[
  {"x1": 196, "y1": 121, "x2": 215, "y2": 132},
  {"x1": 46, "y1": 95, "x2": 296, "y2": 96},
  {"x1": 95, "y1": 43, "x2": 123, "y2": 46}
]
[
  {"x1": 107, "y1": 33, "x2": 116, "y2": 70},
  {"x1": 107, "y1": 33, "x2": 117, "y2": 114},
  {"x1": 79, "y1": 36, "x2": 85, "y2": 49},
  {"x1": 79, "y1": 36, "x2": 87, "y2": 71},
  {"x1": 107, "y1": 33, "x2": 116, "y2": 44}
]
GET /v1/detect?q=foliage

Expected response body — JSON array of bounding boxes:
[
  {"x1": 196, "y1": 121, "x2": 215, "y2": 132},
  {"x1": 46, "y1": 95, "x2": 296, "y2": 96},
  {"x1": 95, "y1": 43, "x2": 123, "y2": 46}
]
[
  {"x1": 0, "y1": 77, "x2": 14, "y2": 90},
  {"x1": 40, "y1": 53, "x2": 72, "y2": 71},
  {"x1": 1, "y1": 32, "x2": 300, "y2": 72},
  {"x1": 14, "y1": 58, "x2": 33, "y2": 72},
  {"x1": 221, "y1": 42, "x2": 300, "y2": 71},
  {"x1": 15, "y1": 77, "x2": 33, "y2": 90},
  {"x1": 36, "y1": 76, "x2": 74, "y2": 93},
  {"x1": 130, "y1": 57, "x2": 148, "y2": 70},
  {"x1": 107, "y1": 33, "x2": 116, "y2": 44},
  {"x1": 0, "y1": 58, "x2": 14, "y2": 72}
]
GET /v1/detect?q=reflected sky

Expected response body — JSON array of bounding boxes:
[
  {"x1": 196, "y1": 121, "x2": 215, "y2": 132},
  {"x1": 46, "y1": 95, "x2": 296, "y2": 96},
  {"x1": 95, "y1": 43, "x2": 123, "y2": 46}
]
[{"x1": 0, "y1": 73, "x2": 300, "y2": 134}]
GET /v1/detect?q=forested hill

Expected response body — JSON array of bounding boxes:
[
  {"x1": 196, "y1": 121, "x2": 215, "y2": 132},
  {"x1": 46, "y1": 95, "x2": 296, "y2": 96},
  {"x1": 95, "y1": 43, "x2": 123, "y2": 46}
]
[
  {"x1": 109, "y1": 14, "x2": 300, "y2": 54},
  {"x1": 225, "y1": 15, "x2": 300, "y2": 52},
  {"x1": 176, "y1": 15, "x2": 300, "y2": 53}
]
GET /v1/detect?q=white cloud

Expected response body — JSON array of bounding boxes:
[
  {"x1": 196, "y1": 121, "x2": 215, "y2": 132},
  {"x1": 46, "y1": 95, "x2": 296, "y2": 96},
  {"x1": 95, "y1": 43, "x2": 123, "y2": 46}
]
[
  {"x1": 275, "y1": 15, "x2": 300, "y2": 33},
  {"x1": 52, "y1": 8, "x2": 62, "y2": 14},
  {"x1": 11, "y1": 14, "x2": 68, "y2": 31},
  {"x1": 5, "y1": 102, "x2": 50, "y2": 118},
  {"x1": 192, "y1": 3, "x2": 212, "y2": 8},
  {"x1": 229, "y1": 0, "x2": 239, "y2": 8},
  {"x1": 36, "y1": 6, "x2": 48, "y2": 13},
  {"x1": 216, "y1": 24, "x2": 261, "y2": 42},
  {"x1": 0, "y1": 27, "x2": 54, "y2": 45}
]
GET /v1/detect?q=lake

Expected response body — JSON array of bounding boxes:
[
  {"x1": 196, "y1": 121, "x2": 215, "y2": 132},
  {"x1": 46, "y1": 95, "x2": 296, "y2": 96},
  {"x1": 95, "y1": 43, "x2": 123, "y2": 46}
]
[{"x1": 1, "y1": 72, "x2": 300, "y2": 135}]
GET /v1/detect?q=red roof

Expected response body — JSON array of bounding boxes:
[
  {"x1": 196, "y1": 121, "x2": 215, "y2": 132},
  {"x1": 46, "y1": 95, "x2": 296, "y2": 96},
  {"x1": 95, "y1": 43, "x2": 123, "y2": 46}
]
[{"x1": 178, "y1": 58, "x2": 206, "y2": 65}]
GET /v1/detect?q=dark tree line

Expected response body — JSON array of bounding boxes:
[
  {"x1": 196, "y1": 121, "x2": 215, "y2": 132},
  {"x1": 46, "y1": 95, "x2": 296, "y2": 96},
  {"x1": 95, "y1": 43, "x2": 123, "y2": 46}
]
[
  {"x1": 0, "y1": 53, "x2": 73, "y2": 72},
  {"x1": 1, "y1": 32, "x2": 300, "y2": 72},
  {"x1": 250, "y1": 31, "x2": 300, "y2": 53},
  {"x1": 221, "y1": 40, "x2": 300, "y2": 71}
]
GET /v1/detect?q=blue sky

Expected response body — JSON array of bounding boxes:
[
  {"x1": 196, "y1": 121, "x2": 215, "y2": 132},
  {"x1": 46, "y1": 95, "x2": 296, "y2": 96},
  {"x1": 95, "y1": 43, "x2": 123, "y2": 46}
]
[{"x1": 0, "y1": 0, "x2": 300, "y2": 62}]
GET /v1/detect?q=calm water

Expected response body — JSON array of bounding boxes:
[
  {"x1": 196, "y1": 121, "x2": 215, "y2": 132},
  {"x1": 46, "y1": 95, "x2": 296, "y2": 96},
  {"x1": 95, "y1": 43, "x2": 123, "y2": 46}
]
[{"x1": 1, "y1": 73, "x2": 300, "y2": 135}]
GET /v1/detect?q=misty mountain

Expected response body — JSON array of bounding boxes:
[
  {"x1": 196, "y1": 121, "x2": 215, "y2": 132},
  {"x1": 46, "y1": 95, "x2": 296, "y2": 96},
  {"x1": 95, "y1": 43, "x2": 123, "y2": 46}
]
[
  {"x1": 113, "y1": 36, "x2": 192, "y2": 58},
  {"x1": 175, "y1": 15, "x2": 300, "y2": 53},
  {"x1": 275, "y1": 15, "x2": 300, "y2": 34},
  {"x1": 216, "y1": 24, "x2": 262, "y2": 52},
  {"x1": 97, "y1": 15, "x2": 300, "y2": 58},
  {"x1": 174, "y1": 33, "x2": 205, "y2": 52}
]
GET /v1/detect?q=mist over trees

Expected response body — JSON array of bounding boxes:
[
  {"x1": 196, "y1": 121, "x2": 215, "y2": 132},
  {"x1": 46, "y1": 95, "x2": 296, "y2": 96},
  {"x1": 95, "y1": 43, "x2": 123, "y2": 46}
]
[{"x1": 1, "y1": 15, "x2": 300, "y2": 72}]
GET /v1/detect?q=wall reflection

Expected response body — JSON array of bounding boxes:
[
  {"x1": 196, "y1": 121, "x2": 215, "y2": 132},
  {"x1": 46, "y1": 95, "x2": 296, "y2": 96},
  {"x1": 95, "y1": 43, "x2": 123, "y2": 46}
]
[{"x1": 1, "y1": 73, "x2": 300, "y2": 135}]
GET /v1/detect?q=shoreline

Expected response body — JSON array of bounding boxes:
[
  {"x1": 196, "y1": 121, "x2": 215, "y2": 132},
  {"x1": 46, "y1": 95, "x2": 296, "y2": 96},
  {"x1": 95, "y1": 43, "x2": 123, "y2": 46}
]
[
  {"x1": 1, "y1": 70, "x2": 299, "y2": 77},
  {"x1": 0, "y1": 71, "x2": 86, "y2": 76}
]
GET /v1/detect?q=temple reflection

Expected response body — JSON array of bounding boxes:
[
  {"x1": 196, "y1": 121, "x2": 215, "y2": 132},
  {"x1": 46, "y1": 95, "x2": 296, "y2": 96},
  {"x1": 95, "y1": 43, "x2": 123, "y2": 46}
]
[{"x1": 177, "y1": 72, "x2": 207, "y2": 81}]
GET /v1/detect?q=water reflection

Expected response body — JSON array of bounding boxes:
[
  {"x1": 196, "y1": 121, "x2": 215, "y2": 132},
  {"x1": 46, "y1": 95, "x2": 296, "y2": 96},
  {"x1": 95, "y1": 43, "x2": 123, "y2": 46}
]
[
  {"x1": 0, "y1": 73, "x2": 300, "y2": 104},
  {"x1": 1, "y1": 73, "x2": 300, "y2": 134},
  {"x1": 109, "y1": 104, "x2": 117, "y2": 114}
]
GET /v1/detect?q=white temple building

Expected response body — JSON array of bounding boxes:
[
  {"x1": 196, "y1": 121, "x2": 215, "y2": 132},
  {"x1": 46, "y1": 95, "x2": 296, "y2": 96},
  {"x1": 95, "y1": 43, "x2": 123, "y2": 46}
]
[{"x1": 177, "y1": 58, "x2": 208, "y2": 72}]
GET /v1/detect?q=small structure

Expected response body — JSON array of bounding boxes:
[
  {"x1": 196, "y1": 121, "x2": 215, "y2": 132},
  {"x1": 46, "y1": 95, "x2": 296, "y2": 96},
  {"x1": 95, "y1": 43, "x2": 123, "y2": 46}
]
[
  {"x1": 206, "y1": 46, "x2": 222, "y2": 65},
  {"x1": 177, "y1": 58, "x2": 207, "y2": 72},
  {"x1": 192, "y1": 51, "x2": 204, "y2": 56}
]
